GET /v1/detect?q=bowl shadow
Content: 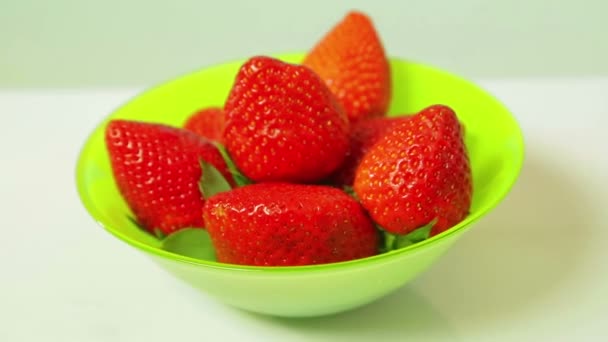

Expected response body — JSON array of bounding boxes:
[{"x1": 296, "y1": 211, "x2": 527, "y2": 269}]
[
  {"x1": 408, "y1": 146, "x2": 593, "y2": 325},
  {"x1": 237, "y1": 147, "x2": 592, "y2": 339},
  {"x1": 242, "y1": 286, "x2": 459, "y2": 341}
]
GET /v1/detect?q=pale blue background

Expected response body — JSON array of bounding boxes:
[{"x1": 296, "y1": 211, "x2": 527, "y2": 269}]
[{"x1": 1, "y1": 0, "x2": 606, "y2": 87}]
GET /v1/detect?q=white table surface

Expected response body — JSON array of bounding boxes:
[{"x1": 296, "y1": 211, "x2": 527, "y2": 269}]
[{"x1": 1, "y1": 78, "x2": 607, "y2": 341}]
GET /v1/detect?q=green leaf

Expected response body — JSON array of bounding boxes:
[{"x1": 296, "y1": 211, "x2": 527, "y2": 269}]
[
  {"x1": 127, "y1": 216, "x2": 145, "y2": 231},
  {"x1": 232, "y1": 174, "x2": 251, "y2": 188},
  {"x1": 161, "y1": 228, "x2": 216, "y2": 261},
  {"x1": 378, "y1": 219, "x2": 437, "y2": 253},
  {"x1": 153, "y1": 228, "x2": 166, "y2": 240},
  {"x1": 380, "y1": 230, "x2": 397, "y2": 253},
  {"x1": 405, "y1": 219, "x2": 436, "y2": 244},
  {"x1": 342, "y1": 186, "x2": 359, "y2": 200},
  {"x1": 394, "y1": 234, "x2": 415, "y2": 249},
  {"x1": 214, "y1": 143, "x2": 251, "y2": 187},
  {"x1": 199, "y1": 159, "x2": 232, "y2": 198},
  {"x1": 127, "y1": 216, "x2": 165, "y2": 239}
]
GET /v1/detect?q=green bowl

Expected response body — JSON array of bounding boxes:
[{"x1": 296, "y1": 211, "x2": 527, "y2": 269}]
[{"x1": 76, "y1": 53, "x2": 524, "y2": 317}]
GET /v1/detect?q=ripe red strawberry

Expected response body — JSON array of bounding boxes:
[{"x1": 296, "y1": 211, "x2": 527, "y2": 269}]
[
  {"x1": 203, "y1": 183, "x2": 379, "y2": 266},
  {"x1": 224, "y1": 56, "x2": 349, "y2": 183},
  {"x1": 353, "y1": 105, "x2": 472, "y2": 236},
  {"x1": 105, "y1": 119, "x2": 234, "y2": 236},
  {"x1": 183, "y1": 107, "x2": 225, "y2": 143},
  {"x1": 331, "y1": 115, "x2": 411, "y2": 186},
  {"x1": 303, "y1": 11, "x2": 391, "y2": 123}
]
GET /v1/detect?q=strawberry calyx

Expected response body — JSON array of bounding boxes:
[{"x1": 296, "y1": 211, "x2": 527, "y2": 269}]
[
  {"x1": 198, "y1": 142, "x2": 253, "y2": 197},
  {"x1": 199, "y1": 160, "x2": 233, "y2": 198},
  {"x1": 127, "y1": 215, "x2": 166, "y2": 239},
  {"x1": 161, "y1": 228, "x2": 216, "y2": 261},
  {"x1": 214, "y1": 143, "x2": 251, "y2": 187},
  {"x1": 379, "y1": 219, "x2": 437, "y2": 253},
  {"x1": 342, "y1": 185, "x2": 359, "y2": 200},
  {"x1": 123, "y1": 144, "x2": 248, "y2": 242}
]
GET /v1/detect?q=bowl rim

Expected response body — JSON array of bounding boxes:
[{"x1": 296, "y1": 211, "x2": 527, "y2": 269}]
[{"x1": 75, "y1": 53, "x2": 525, "y2": 273}]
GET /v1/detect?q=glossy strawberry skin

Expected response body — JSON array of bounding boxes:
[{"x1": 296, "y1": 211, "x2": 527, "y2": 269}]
[
  {"x1": 303, "y1": 11, "x2": 391, "y2": 123},
  {"x1": 223, "y1": 56, "x2": 349, "y2": 183},
  {"x1": 183, "y1": 107, "x2": 225, "y2": 143},
  {"x1": 353, "y1": 105, "x2": 472, "y2": 236},
  {"x1": 105, "y1": 119, "x2": 233, "y2": 235},
  {"x1": 203, "y1": 183, "x2": 379, "y2": 266},
  {"x1": 331, "y1": 116, "x2": 411, "y2": 186}
]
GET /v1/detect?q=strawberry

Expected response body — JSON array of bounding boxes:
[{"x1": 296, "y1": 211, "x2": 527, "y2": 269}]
[
  {"x1": 303, "y1": 11, "x2": 391, "y2": 123},
  {"x1": 223, "y1": 56, "x2": 349, "y2": 183},
  {"x1": 105, "y1": 119, "x2": 234, "y2": 236},
  {"x1": 203, "y1": 183, "x2": 379, "y2": 266},
  {"x1": 353, "y1": 105, "x2": 472, "y2": 236},
  {"x1": 331, "y1": 115, "x2": 411, "y2": 186},
  {"x1": 183, "y1": 107, "x2": 225, "y2": 143}
]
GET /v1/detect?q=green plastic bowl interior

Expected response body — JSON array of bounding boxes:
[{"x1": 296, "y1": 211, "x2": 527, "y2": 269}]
[{"x1": 76, "y1": 53, "x2": 524, "y2": 317}]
